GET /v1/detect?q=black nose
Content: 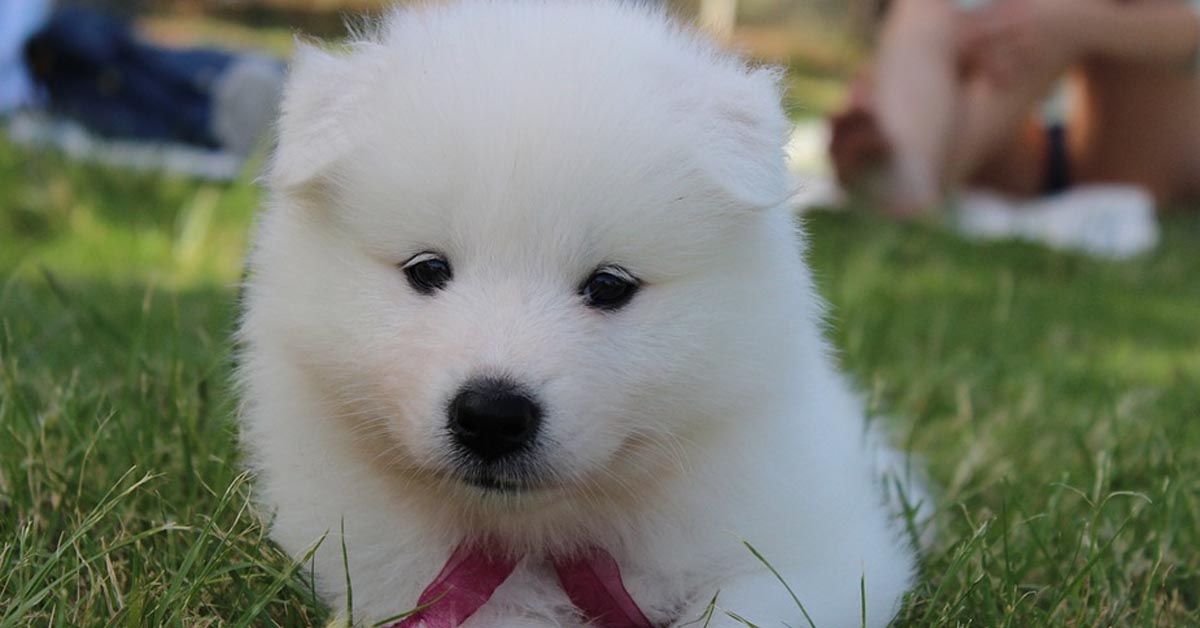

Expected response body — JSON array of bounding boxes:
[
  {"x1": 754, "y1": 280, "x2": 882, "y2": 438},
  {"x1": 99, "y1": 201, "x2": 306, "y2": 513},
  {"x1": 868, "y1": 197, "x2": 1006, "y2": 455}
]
[{"x1": 448, "y1": 379, "x2": 542, "y2": 461}]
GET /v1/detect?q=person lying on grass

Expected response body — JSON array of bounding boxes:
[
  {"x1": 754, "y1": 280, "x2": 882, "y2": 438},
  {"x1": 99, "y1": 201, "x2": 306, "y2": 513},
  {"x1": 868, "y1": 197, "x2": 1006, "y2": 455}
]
[{"x1": 0, "y1": 1, "x2": 282, "y2": 156}]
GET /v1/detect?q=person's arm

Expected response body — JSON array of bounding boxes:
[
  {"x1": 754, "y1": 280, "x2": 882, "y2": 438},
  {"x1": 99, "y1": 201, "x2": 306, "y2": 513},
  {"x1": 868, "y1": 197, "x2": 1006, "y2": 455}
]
[
  {"x1": 1076, "y1": 1, "x2": 1200, "y2": 68},
  {"x1": 965, "y1": 0, "x2": 1200, "y2": 81}
]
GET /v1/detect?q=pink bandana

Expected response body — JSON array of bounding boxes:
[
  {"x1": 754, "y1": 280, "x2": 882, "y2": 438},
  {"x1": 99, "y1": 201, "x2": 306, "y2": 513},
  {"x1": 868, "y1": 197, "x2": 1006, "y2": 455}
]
[{"x1": 387, "y1": 543, "x2": 657, "y2": 628}]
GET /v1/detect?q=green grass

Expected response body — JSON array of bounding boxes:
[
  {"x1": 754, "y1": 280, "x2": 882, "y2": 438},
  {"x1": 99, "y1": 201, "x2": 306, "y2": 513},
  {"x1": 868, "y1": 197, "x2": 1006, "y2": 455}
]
[{"x1": 2, "y1": 130, "x2": 1199, "y2": 627}]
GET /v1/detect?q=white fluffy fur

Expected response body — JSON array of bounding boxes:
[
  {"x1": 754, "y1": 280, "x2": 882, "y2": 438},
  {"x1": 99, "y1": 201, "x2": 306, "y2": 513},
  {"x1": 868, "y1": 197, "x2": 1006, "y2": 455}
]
[{"x1": 238, "y1": 2, "x2": 922, "y2": 626}]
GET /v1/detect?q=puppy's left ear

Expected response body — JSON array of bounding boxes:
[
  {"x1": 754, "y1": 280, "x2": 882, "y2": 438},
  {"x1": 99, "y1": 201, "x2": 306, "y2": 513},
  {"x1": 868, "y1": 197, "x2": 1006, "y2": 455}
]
[
  {"x1": 699, "y1": 66, "x2": 792, "y2": 210},
  {"x1": 268, "y1": 41, "x2": 364, "y2": 192}
]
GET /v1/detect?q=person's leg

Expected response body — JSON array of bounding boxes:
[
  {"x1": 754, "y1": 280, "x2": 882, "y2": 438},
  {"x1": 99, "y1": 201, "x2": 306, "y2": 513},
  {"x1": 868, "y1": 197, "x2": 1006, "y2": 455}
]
[
  {"x1": 956, "y1": 111, "x2": 1046, "y2": 196},
  {"x1": 943, "y1": 68, "x2": 1077, "y2": 196},
  {"x1": 127, "y1": 45, "x2": 235, "y2": 97},
  {"x1": 938, "y1": 0, "x2": 1200, "y2": 209},
  {"x1": 1070, "y1": 51, "x2": 1200, "y2": 206},
  {"x1": 27, "y1": 7, "x2": 281, "y2": 152},
  {"x1": 845, "y1": 0, "x2": 1072, "y2": 212},
  {"x1": 837, "y1": 0, "x2": 1141, "y2": 213},
  {"x1": 124, "y1": 42, "x2": 283, "y2": 154},
  {"x1": 27, "y1": 8, "x2": 219, "y2": 145},
  {"x1": 115, "y1": 49, "x2": 221, "y2": 146},
  {"x1": 870, "y1": 0, "x2": 962, "y2": 214}
]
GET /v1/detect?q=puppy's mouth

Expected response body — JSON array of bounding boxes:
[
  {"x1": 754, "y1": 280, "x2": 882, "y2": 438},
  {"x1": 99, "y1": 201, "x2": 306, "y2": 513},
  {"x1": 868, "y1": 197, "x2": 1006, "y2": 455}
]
[
  {"x1": 439, "y1": 444, "x2": 557, "y2": 495},
  {"x1": 460, "y1": 473, "x2": 543, "y2": 494},
  {"x1": 440, "y1": 459, "x2": 554, "y2": 495}
]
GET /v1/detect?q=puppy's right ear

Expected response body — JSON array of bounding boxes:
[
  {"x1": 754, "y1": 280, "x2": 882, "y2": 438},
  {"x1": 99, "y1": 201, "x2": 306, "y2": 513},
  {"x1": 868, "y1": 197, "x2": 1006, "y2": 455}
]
[{"x1": 268, "y1": 42, "x2": 359, "y2": 191}]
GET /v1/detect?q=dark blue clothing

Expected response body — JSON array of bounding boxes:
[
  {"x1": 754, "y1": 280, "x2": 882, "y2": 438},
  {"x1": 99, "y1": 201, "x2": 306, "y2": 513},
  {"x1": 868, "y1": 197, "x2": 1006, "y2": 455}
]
[
  {"x1": 25, "y1": 8, "x2": 238, "y2": 147},
  {"x1": 1042, "y1": 123, "x2": 1072, "y2": 196}
]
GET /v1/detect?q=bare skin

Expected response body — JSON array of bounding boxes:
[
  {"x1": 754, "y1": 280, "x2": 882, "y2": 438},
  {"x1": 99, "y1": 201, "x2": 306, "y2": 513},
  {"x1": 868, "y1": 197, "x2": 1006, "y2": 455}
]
[{"x1": 830, "y1": 0, "x2": 1200, "y2": 216}]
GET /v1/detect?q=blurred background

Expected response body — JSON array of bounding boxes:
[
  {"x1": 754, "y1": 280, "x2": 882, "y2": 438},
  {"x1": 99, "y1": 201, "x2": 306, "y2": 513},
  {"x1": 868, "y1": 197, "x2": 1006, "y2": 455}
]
[
  {"x1": 2, "y1": 1, "x2": 1198, "y2": 626},
  {"x1": 49, "y1": 0, "x2": 865, "y2": 115}
]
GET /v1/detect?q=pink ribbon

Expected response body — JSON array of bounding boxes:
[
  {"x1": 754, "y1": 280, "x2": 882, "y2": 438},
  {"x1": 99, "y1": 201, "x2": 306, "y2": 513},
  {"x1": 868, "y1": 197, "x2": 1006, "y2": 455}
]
[
  {"x1": 553, "y1": 547, "x2": 656, "y2": 628},
  {"x1": 386, "y1": 543, "x2": 657, "y2": 628}
]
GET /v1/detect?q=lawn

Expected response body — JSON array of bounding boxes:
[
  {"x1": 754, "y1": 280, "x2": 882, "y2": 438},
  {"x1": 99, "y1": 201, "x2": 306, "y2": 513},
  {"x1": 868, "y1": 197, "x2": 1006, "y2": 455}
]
[{"x1": 2, "y1": 127, "x2": 1199, "y2": 626}]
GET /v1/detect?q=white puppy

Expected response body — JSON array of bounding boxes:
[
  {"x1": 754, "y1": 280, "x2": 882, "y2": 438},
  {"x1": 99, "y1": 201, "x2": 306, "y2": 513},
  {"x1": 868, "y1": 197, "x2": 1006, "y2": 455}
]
[{"x1": 238, "y1": 2, "x2": 923, "y2": 626}]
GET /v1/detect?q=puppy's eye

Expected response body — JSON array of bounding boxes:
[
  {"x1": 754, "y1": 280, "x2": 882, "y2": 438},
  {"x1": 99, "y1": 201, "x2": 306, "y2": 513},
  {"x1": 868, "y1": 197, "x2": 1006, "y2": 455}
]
[
  {"x1": 580, "y1": 265, "x2": 639, "y2": 311},
  {"x1": 401, "y1": 252, "x2": 453, "y2": 295}
]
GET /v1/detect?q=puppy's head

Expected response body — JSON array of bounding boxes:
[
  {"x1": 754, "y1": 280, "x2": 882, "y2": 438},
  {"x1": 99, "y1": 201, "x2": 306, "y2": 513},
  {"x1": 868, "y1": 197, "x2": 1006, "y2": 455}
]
[{"x1": 249, "y1": 2, "x2": 797, "y2": 511}]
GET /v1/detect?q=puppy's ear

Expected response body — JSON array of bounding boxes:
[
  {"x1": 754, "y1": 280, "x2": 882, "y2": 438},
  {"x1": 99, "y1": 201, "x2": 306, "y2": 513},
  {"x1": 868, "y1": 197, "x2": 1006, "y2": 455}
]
[
  {"x1": 698, "y1": 66, "x2": 792, "y2": 210},
  {"x1": 268, "y1": 42, "x2": 361, "y2": 191}
]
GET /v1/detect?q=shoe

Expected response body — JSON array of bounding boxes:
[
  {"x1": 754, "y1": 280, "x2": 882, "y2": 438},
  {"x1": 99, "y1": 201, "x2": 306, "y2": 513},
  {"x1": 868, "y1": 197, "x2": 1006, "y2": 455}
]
[
  {"x1": 955, "y1": 185, "x2": 1160, "y2": 259},
  {"x1": 211, "y1": 56, "x2": 285, "y2": 156}
]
